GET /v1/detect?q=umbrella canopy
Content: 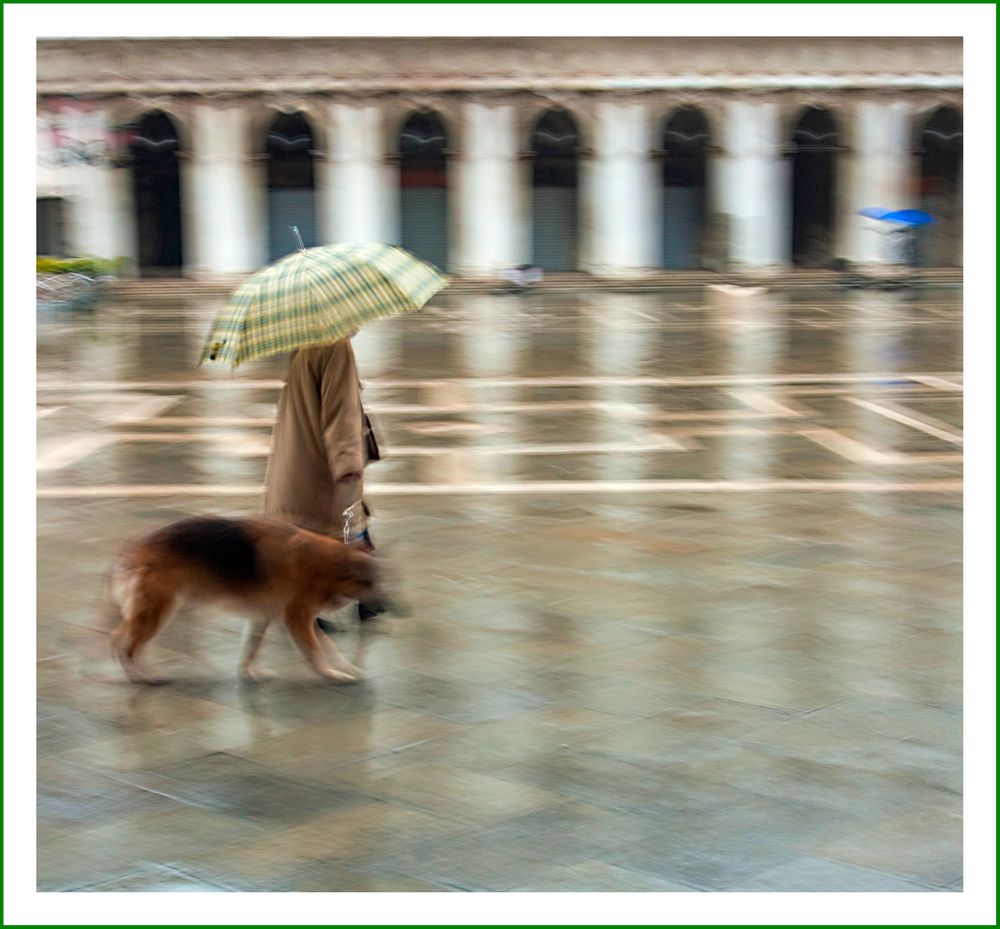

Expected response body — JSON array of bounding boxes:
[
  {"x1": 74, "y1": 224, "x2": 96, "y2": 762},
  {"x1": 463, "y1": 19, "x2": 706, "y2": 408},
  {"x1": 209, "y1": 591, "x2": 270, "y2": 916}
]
[
  {"x1": 857, "y1": 207, "x2": 934, "y2": 227},
  {"x1": 880, "y1": 209, "x2": 934, "y2": 227},
  {"x1": 201, "y1": 242, "x2": 447, "y2": 367}
]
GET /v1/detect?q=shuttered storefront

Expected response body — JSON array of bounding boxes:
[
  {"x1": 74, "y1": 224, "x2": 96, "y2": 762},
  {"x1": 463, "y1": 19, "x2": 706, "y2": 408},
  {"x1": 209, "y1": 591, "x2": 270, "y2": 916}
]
[
  {"x1": 266, "y1": 112, "x2": 317, "y2": 263},
  {"x1": 399, "y1": 113, "x2": 449, "y2": 271},
  {"x1": 662, "y1": 186, "x2": 704, "y2": 269},
  {"x1": 267, "y1": 189, "x2": 317, "y2": 262},
  {"x1": 400, "y1": 188, "x2": 448, "y2": 271},
  {"x1": 531, "y1": 109, "x2": 581, "y2": 272},
  {"x1": 532, "y1": 188, "x2": 578, "y2": 271}
]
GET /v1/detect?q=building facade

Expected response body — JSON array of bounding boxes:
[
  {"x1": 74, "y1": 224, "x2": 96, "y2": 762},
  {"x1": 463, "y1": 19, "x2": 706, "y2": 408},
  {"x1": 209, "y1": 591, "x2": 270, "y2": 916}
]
[{"x1": 36, "y1": 37, "x2": 963, "y2": 279}]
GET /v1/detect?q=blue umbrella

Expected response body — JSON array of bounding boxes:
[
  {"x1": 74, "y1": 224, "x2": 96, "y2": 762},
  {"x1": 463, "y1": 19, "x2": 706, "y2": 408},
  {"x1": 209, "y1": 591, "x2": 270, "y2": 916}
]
[
  {"x1": 858, "y1": 207, "x2": 934, "y2": 227},
  {"x1": 880, "y1": 209, "x2": 934, "y2": 227}
]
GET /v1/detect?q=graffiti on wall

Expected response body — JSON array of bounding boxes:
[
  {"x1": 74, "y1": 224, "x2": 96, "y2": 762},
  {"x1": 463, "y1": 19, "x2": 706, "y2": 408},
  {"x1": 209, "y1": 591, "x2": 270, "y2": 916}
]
[{"x1": 37, "y1": 98, "x2": 132, "y2": 168}]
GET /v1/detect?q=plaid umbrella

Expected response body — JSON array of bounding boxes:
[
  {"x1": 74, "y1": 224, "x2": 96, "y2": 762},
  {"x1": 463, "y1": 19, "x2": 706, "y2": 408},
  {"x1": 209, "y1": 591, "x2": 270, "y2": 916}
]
[{"x1": 200, "y1": 242, "x2": 447, "y2": 368}]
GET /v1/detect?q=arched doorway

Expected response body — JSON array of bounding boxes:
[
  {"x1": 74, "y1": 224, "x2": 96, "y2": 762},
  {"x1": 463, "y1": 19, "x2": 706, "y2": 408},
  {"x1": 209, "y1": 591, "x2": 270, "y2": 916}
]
[
  {"x1": 265, "y1": 112, "x2": 317, "y2": 261},
  {"x1": 129, "y1": 110, "x2": 184, "y2": 276},
  {"x1": 531, "y1": 108, "x2": 580, "y2": 271},
  {"x1": 399, "y1": 110, "x2": 449, "y2": 270},
  {"x1": 790, "y1": 107, "x2": 840, "y2": 267},
  {"x1": 917, "y1": 106, "x2": 962, "y2": 267},
  {"x1": 661, "y1": 106, "x2": 710, "y2": 269}
]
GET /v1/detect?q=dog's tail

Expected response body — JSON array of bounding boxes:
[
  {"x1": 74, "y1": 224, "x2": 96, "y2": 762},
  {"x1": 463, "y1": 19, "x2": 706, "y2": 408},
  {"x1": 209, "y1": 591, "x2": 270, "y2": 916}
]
[
  {"x1": 99, "y1": 564, "x2": 124, "y2": 667},
  {"x1": 102, "y1": 558, "x2": 143, "y2": 659},
  {"x1": 103, "y1": 546, "x2": 148, "y2": 619},
  {"x1": 100, "y1": 565, "x2": 125, "y2": 632}
]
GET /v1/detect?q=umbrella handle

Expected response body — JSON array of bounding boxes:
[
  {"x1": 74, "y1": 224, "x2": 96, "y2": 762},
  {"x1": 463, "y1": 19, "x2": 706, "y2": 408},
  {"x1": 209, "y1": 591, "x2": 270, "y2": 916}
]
[{"x1": 289, "y1": 225, "x2": 306, "y2": 253}]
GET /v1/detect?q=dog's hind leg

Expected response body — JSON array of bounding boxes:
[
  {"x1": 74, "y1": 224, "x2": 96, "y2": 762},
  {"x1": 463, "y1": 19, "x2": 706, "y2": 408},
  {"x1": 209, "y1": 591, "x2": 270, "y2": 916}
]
[
  {"x1": 283, "y1": 601, "x2": 359, "y2": 684},
  {"x1": 111, "y1": 573, "x2": 177, "y2": 684},
  {"x1": 240, "y1": 614, "x2": 276, "y2": 682}
]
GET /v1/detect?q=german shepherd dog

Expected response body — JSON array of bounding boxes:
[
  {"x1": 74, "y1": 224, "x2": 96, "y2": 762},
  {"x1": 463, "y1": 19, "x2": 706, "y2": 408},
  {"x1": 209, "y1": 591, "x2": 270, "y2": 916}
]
[{"x1": 109, "y1": 517, "x2": 379, "y2": 684}]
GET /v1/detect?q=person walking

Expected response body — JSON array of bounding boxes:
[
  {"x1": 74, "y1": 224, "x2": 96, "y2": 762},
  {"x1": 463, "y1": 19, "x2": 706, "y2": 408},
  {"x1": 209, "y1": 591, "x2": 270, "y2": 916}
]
[
  {"x1": 200, "y1": 241, "x2": 447, "y2": 624},
  {"x1": 262, "y1": 337, "x2": 386, "y2": 625}
]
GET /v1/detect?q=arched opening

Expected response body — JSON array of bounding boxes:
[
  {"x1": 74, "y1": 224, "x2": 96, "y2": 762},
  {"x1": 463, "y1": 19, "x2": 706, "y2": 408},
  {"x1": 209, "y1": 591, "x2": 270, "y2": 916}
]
[
  {"x1": 790, "y1": 107, "x2": 839, "y2": 267},
  {"x1": 917, "y1": 106, "x2": 962, "y2": 267},
  {"x1": 399, "y1": 110, "x2": 449, "y2": 270},
  {"x1": 265, "y1": 111, "x2": 317, "y2": 261},
  {"x1": 661, "y1": 106, "x2": 710, "y2": 269},
  {"x1": 531, "y1": 108, "x2": 580, "y2": 271},
  {"x1": 129, "y1": 110, "x2": 184, "y2": 276}
]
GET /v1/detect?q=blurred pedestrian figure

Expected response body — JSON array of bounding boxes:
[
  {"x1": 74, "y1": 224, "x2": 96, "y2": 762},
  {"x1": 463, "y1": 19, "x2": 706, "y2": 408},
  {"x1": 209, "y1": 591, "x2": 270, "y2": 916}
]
[
  {"x1": 500, "y1": 263, "x2": 543, "y2": 293},
  {"x1": 263, "y1": 337, "x2": 387, "y2": 624}
]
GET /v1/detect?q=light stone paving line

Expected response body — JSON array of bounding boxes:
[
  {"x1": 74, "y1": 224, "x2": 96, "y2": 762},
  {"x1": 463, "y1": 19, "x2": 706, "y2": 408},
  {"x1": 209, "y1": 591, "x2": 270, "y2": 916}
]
[
  {"x1": 385, "y1": 439, "x2": 691, "y2": 455},
  {"x1": 36, "y1": 435, "x2": 114, "y2": 472},
  {"x1": 782, "y1": 386, "x2": 950, "y2": 396},
  {"x1": 847, "y1": 398, "x2": 964, "y2": 445},
  {"x1": 36, "y1": 318, "x2": 962, "y2": 334},
  {"x1": 724, "y1": 389, "x2": 805, "y2": 417},
  {"x1": 668, "y1": 424, "x2": 805, "y2": 436},
  {"x1": 36, "y1": 425, "x2": 962, "y2": 471},
  {"x1": 640, "y1": 409, "x2": 789, "y2": 423},
  {"x1": 138, "y1": 403, "x2": 668, "y2": 426},
  {"x1": 36, "y1": 372, "x2": 965, "y2": 391},
  {"x1": 799, "y1": 428, "x2": 963, "y2": 466},
  {"x1": 36, "y1": 479, "x2": 963, "y2": 498},
  {"x1": 125, "y1": 416, "x2": 278, "y2": 427},
  {"x1": 52, "y1": 300, "x2": 965, "y2": 313},
  {"x1": 105, "y1": 395, "x2": 182, "y2": 424},
  {"x1": 912, "y1": 375, "x2": 964, "y2": 390},
  {"x1": 41, "y1": 434, "x2": 690, "y2": 457},
  {"x1": 67, "y1": 404, "x2": 805, "y2": 430}
]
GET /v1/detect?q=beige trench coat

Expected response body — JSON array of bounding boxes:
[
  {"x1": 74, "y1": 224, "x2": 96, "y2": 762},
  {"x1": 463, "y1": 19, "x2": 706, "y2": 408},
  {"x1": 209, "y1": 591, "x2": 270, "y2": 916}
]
[{"x1": 262, "y1": 340, "x2": 368, "y2": 537}]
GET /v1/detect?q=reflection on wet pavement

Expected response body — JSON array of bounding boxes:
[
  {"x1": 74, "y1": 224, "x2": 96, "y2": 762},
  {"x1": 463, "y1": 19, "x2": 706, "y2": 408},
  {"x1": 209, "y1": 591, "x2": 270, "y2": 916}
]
[{"x1": 37, "y1": 286, "x2": 962, "y2": 891}]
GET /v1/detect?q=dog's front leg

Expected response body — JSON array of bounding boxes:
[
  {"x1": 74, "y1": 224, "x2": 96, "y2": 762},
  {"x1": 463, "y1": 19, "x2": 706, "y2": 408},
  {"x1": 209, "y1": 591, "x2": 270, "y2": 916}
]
[
  {"x1": 315, "y1": 602, "x2": 365, "y2": 681},
  {"x1": 240, "y1": 614, "x2": 275, "y2": 682},
  {"x1": 284, "y1": 601, "x2": 359, "y2": 683}
]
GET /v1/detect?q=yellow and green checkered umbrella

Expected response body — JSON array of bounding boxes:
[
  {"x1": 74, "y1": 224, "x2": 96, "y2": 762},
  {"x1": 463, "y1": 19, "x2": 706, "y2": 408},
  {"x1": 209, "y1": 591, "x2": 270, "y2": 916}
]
[{"x1": 200, "y1": 242, "x2": 448, "y2": 368}]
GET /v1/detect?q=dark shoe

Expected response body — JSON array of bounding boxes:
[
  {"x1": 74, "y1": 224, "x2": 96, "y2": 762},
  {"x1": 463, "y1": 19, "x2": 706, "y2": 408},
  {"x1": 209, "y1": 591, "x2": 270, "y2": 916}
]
[
  {"x1": 357, "y1": 599, "x2": 388, "y2": 622},
  {"x1": 316, "y1": 616, "x2": 345, "y2": 635}
]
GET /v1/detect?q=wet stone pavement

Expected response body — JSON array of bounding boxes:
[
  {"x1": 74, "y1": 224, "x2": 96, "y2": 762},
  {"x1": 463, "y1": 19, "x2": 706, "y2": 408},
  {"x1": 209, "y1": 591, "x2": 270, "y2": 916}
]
[{"x1": 36, "y1": 285, "x2": 963, "y2": 892}]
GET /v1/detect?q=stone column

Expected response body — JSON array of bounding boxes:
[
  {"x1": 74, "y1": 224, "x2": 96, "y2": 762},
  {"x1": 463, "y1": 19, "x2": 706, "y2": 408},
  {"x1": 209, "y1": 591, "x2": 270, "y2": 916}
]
[
  {"x1": 63, "y1": 161, "x2": 137, "y2": 269},
  {"x1": 451, "y1": 100, "x2": 519, "y2": 277},
  {"x1": 105, "y1": 165, "x2": 139, "y2": 271},
  {"x1": 704, "y1": 136, "x2": 729, "y2": 271},
  {"x1": 586, "y1": 99, "x2": 654, "y2": 277},
  {"x1": 326, "y1": 102, "x2": 392, "y2": 246},
  {"x1": 721, "y1": 100, "x2": 788, "y2": 270},
  {"x1": 185, "y1": 101, "x2": 259, "y2": 278},
  {"x1": 844, "y1": 100, "x2": 911, "y2": 266}
]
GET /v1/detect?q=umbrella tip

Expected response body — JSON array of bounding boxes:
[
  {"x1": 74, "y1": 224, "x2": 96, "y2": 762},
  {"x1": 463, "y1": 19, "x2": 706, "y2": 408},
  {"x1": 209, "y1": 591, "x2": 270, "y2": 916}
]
[{"x1": 289, "y1": 225, "x2": 306, "y2": 253}]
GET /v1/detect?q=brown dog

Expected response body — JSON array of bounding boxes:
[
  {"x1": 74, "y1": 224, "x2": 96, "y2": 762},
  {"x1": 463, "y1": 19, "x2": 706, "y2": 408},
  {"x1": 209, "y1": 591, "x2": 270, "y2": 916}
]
[{"x1": 109, "y1": 516, "x2": 379, "y2": 684}]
